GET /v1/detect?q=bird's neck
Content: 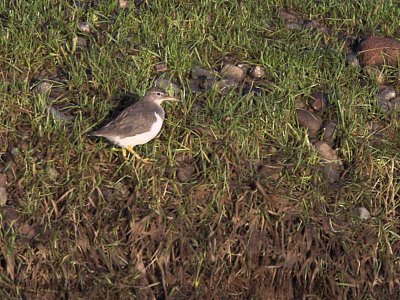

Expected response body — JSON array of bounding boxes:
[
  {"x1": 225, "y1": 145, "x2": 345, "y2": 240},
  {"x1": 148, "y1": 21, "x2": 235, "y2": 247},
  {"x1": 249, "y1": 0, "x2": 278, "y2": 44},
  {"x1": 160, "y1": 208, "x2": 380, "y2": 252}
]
[{"x1": 148, "y1": 101, "x2": 165, "y2": 119}]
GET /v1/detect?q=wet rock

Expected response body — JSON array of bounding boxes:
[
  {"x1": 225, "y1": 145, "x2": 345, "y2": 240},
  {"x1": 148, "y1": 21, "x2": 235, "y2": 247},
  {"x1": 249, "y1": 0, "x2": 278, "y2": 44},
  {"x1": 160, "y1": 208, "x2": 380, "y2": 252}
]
[
  {"x1": 355, "y1": 207, "x2": 371, "y2": 220},
  {"x1": 322, "y1": 121, "x2": 336, "y2": 144},
  {"x1": 154, "y1": 64, "x2": 168, "y2": 73},
  {"x1": 345, "y1": 53, "x2": 360, "y2": 68},
  {"x1": 377, "y1": 86, "x2": 396, "y2": 102},
  {"x1": 296, "y1": 109, "x2": 323, "y2": 137},
  {"x1": 358, "y1": 36, "x2": 400, "y2": 67},
  {"x1": 220, "y1": 64, "x2": 245, "y2": 82},
  {"x1": 365, "y1": 66, "x2": 385, "y2": 85},
  {"x1": 32, "y1": 80, "x2": 52, "y2": 94},
  {"x1": 192, "y1": 66, "x2": 214, "y2": 80},
  {"x1": 176, "y1": 165, "x2": 196, "y2": 183},
  {"x1": 310, "y1": 92, "x2": 329, "y2": 111},
  {"x1": 250, "y1": 66, "x2": 265, "y2": 78},
  {"x1": 154, "y1": 78, "x2": 181, "y2": 96},
  {"x1": 78, "y1": 22, "x2": 90, "y2": 33},
  {"x1": 313, "y1": 141, "x2": 343, "y2": 183},
  {"x1": 0, "y1": 187, "x2": 7, "y2": 206}
]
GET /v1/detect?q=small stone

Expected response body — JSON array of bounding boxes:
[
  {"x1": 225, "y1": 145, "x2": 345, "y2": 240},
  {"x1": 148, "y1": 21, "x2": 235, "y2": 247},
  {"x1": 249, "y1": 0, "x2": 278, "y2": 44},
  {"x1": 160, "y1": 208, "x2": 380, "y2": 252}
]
[
  {"x1": 338, "y1": 33, "x2": 356, "y2": 51},
  {"x1": 258, "y1": 165, "x2": 281, "y2": 181},
  {"x1": 310, "y1": 92, "x2": 329, "y2": 111},
  {"x1": 192, "y1": 66, "x2": 214, "y2": 79},
  {"x1": 313, "y1": 141, "x2": 343, "y2": 183},
  {"x1": 154, "y1": 78, "x2": 181, "y2": 96},
  {"x1": 19, "y1": 142, "x2": 29, "y2": 152},
  {"x1": 241, "y1": 84, "x2": 263, "y2": 96},
  {"x1": 250, "y1": 66, "x2": 265, "y2": 78},
  {"x1": 154, "y1": 64, "x2": 168, "y2": 73},
  {"x1": 322, "y1": 121, "x2": 336, "y2": 144},
  {"x1": 76, "y1": 37, "x2": 88, "y2": 48},
  {"x1": 47, "y1": 106, "x2": 73, "y2": 123},
  {"x1": 377, "y1": 87, "x2": 396, "y2": 101},
  {"x1": 278, "y1": 9, "x2": 302, "y2": 23},
  {"x1": 356, "y1": 207, "x2": 371, "y2": 220},
  {"x1": 313, "y1": 141, "x2": 339, "y2": 161},
  {"x1": 189, "y1": 78, "x2": 204, "y2": 93},
  {"x1": 237, "y1": 63, "x2": 251, "y2": 74},
  {"x1": 216, "y1": 78, "x2": 237, "y2": 93},
  {"x1": 32, "y1": 81, "x2": 52, "y2": 94},
  {"x1": 365, "y1": 66, "x2": 385, "y2": 85},
  {"x1": 358, "y1": 36, "x2": 400, "y2": 67},
  {"x1": 0, "y1": 187, "x2": 7, "y2": 206},
  {"x1": 220, "y1": 64, "x2": 245, "y2": 82},
  {"x1": 46, "y1": 166, "x2": 59, "y2": 179},
  {"x1": 119, "y1": 0, "x2": 129, "y2": 8},
  {"x1": 78, "y1": 22, "x2": 90, "y2": 33},
  {"x1": 377, "y1": 99, "x2": 391, "y2": 113},
  {"x1": 296, "y1": 109, "x2": 323, "y2": 137},
  {"x1": 303, "y1": 19, "x2": 330, "y2": 35},
  {"x1": 286, "y1": 22, "x2": 301, "y2": 30},
  {"x1": 269, "y1": 147, "x2": 278, "y2": 155},
  {"x1": 345, "y1": 53, "x2": 360, "y2": 68},
  {"x1": 389, "y1": 97, "x2": 400, "y2": 110},
  {"x1": 201, "y1": 77, "x2": 217, "y2": 90},
  {"x1": 368, "y1": 121, "x2": 383, "y2": 132},
  {"x1": 10, "y1": 148, "x2": 20, "y2": 157},
  {"x1": 19, "y1": 223, "x2": 37, "y2": 238},
  {"x1": 177, "y1": 165, "x2": 195, "y2": 182}
]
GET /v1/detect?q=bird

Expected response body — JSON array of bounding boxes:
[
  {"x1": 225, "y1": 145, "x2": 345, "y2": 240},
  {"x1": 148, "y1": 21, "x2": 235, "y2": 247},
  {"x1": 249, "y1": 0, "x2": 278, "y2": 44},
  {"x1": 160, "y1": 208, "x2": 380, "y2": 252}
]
[{"x1": 89, "y1": 87, "x2": 180, "y2": 161}]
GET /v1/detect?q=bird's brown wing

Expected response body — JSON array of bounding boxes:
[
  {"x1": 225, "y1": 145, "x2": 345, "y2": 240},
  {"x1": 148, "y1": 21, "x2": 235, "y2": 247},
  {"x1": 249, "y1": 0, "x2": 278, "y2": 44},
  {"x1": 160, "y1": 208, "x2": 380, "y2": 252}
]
[{"x1": 90, "y1": 101, "x2": 159, "y2": 138}]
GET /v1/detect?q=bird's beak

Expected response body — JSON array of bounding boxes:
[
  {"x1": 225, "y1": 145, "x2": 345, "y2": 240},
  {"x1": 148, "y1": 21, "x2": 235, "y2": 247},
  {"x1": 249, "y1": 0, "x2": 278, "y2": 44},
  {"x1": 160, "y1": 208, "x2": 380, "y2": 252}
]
[{"x1": 164, "y1": 96, "x2": 180, "y2": 102}]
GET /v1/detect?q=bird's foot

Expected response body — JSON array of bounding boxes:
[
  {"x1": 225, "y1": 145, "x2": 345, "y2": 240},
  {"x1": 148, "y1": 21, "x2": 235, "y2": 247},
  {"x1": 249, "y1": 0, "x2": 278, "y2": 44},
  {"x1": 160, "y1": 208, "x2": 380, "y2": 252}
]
[{"x1": 126, "y1": 146, "x2": 154, "y2": 164}]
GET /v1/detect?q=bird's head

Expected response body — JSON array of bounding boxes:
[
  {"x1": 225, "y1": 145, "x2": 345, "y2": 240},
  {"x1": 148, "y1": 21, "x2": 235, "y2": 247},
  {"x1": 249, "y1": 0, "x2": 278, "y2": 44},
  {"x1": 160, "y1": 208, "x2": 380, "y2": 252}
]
[{"x1": 144, "y1": 87, "x2": 180, "y2": 105}]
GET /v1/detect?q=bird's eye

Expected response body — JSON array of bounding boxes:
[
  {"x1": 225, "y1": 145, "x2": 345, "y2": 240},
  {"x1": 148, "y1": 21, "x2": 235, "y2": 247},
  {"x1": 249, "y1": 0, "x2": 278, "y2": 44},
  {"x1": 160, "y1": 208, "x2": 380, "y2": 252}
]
[{"x1": 156, "y1": 92, "x2": 161, "y2": 96}]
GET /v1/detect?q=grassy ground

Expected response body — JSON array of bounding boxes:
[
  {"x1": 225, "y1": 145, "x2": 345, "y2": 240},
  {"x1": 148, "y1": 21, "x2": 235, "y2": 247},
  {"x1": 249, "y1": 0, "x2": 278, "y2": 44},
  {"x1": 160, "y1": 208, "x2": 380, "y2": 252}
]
[{"x1": 1, "y1": 0, "x2": 400, "y2": 298}]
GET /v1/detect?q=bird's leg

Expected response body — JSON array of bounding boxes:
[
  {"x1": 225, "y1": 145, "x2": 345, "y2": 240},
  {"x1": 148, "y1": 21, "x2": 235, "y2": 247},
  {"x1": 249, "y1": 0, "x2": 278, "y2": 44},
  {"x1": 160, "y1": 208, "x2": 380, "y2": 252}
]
[
  {"x1": 126, "y1": 146, "x2": 142, "y2": 159},
  {"x1": 126, "y1": 146, "x2": 153, "y2": 163},
  {"x1": 122, "y1": 148, "x2": 127, "y2": 158}
]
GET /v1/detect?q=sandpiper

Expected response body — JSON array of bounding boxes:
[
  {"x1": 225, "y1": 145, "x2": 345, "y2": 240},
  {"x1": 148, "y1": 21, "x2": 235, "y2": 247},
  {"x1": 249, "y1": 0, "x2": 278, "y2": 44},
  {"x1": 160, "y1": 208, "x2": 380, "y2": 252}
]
[{"x1": 90, "y1": 87, "x2": 179, "y2": 160}]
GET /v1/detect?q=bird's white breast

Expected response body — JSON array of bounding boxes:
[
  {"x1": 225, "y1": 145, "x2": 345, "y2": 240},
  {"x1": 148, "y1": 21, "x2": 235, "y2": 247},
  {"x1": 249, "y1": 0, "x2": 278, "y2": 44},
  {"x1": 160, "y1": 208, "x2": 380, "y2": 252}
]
[{"x1": 113, "y1": 112, "x2": 164, "y2": 148}]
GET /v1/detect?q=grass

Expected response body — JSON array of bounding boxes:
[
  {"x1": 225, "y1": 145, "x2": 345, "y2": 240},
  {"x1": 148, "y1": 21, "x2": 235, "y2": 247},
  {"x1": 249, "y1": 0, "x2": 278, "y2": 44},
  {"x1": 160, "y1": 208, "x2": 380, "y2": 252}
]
[{"x1": 1, "y1": 0, "x2": 400, "y2": 298}]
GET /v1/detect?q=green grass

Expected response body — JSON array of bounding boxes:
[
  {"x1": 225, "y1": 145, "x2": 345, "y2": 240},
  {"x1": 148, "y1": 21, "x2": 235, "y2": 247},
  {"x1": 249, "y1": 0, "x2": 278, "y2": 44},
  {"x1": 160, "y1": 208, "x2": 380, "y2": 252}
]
[{"x1": 1, "y1": 0, "x2": 400, "y2": 298}]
